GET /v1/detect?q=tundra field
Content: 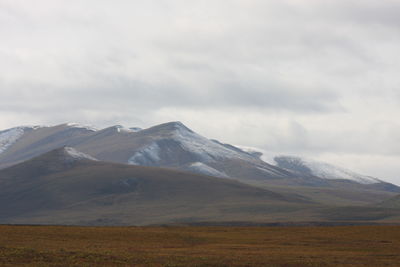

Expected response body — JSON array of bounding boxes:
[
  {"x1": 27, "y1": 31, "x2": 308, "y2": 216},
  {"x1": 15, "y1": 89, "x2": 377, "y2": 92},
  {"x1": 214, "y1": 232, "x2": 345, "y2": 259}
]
[{"x1": 0, "y1": 225, "x2": 400, "y2": 266}]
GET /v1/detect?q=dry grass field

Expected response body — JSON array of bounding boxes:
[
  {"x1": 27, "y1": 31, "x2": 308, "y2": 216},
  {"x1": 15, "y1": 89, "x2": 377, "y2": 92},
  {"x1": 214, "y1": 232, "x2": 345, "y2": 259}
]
[{"x1": 0, "y1": 225, "x2": 400, "y2": 266}]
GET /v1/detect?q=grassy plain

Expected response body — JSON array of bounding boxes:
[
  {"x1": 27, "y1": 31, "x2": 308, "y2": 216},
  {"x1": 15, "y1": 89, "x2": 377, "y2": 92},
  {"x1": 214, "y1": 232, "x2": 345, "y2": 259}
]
[{"x1": 0, "y1": 225, "x2": 400, "y2": 266}]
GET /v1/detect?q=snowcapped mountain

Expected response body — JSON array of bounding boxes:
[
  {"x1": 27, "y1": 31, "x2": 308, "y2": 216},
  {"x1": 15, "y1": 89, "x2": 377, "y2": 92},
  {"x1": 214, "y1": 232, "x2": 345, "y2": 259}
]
[
  {"x1": 0, "y1": 121, "x2": 295, "y2": 182},
  {"x1": 237, "y1": 146, "x2": 383, "y2": 185},
  {"x1": 273, "y1": 156, "x2": 381, "y2": 185},
  {"x1": 123, "y1": 121, "x2": 294, "y2": 181},
  {"x1": 127, "y1": 122, "x2": 257, "y2": 165},
  {"x1": 0, "y1": 121, "x2": 397, "y2": 192},
  {"x1": 0, "y1": 125, "x2": 52, "y2": 155}
]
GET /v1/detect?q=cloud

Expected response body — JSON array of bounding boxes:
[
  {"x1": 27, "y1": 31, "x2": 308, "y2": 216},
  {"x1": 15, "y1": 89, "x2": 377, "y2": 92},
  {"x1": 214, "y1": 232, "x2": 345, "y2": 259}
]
[{"x1": 0, "y1": 0, "x2": 399, "y2": 183}]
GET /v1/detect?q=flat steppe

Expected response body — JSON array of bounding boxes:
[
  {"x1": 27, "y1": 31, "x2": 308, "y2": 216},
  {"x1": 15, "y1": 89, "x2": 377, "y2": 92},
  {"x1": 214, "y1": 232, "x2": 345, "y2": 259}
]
[{"x1": 1, "y1": 225, "x2": 400, "y2": 266}]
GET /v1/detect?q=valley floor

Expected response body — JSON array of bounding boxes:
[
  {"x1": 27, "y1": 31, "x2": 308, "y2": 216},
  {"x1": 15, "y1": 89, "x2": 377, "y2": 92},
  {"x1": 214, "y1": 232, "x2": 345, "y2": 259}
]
[{"x1": 1, "y1": 225, "x2": 400, "y2": 266}]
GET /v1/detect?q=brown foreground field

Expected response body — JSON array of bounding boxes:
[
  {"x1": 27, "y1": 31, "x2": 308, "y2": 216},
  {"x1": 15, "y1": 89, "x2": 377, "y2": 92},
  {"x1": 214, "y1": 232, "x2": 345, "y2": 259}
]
[{"x1": 0, "y1": 225, "x2": 400, "y2": 266}]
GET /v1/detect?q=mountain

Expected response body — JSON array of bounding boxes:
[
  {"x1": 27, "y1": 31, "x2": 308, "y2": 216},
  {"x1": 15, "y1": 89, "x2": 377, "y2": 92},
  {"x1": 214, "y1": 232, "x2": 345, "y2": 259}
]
[
  {"x1": 273, "y1": 156, "x2": 400, "y2": 192},
  {"x1": 0, "y1": 123, "x2": 96, "y2": 169},
  {"x1": 0, "y1": 122, "x2": 298, "y2": 183},
  {"x1": 273, "y1": 156, "x2": 380, "y2": 184},
  {"x1": 0, "y1": 147, "x2": 311, "y2": 226},
  {"x1": 0, "y1": 122, "x2": 398, "y2": 194},
  {"x1": 1, "y1": 147, "x2": 400, "y2": 225},
  {"x1": 238, "y1": 146, "x2": 399, "y2": 193}
]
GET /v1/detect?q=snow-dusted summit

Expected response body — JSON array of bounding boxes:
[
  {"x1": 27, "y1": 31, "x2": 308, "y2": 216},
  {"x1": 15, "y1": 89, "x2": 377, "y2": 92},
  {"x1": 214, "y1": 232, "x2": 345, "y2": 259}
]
[
  {"x1": 129, "y1": 121, "x2": 257, "y2": 165},
  {"x1": 65, "y1": 123, "x2": 98, "y2": 132},
  {"x1": 273, "y1": 156, "x2": 381, "y2": 185},
  {"x1": 0, "y1": 121, "x2": 395, "y2": 191},
  {"x1": 237, "y1": 146, "x2": 382, "y2": 184}
]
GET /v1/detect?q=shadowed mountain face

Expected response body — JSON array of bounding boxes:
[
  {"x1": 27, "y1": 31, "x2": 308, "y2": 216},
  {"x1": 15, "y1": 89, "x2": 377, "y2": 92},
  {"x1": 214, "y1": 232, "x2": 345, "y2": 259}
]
[
  {"x1": 0, "y1": 147, "x2": 312, "y2": 226},
  {"x1": 0, "y1": 122, "x2": 398, "y2": 193}
]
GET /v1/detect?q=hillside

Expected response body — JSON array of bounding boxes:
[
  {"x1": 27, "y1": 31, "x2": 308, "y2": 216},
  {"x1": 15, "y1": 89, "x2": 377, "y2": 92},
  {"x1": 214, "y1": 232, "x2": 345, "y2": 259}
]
[{"x1": 0, "y1": 147, "x2": 311, "y2": 225}]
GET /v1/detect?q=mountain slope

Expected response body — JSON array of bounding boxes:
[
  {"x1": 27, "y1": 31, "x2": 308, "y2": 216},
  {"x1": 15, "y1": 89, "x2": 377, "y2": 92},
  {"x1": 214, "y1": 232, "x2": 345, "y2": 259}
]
[
  {"x1": 238, "y1": 146, "x2": 399, "y2": 192},
  {"x1": 0, "y1": 122, "x2": 398, "y2": 194},
  {"x1": 0, "y1": 123, "x2": 96, "y2": 169},
  {"x1": 273, "y1": 156, "x2": 380, "y2": 184},
  {"x1": 0, "y1": 147, "x2": 311, "y2": 225},
  {"x1": 0, "y1": 122, "x2": 299, "y2": 183}
]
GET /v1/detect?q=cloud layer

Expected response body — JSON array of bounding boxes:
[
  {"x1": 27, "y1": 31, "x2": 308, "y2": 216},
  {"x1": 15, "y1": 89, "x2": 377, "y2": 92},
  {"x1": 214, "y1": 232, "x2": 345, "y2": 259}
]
[{"x1": 1, "y1": 0, "x2": 399, "y2": 183}]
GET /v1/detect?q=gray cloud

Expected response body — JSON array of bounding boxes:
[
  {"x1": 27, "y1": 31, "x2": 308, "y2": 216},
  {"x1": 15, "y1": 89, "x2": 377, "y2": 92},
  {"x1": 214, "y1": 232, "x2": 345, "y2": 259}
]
[{"x1": 0, "y1": 0, "x2": 400, "y2": 183}]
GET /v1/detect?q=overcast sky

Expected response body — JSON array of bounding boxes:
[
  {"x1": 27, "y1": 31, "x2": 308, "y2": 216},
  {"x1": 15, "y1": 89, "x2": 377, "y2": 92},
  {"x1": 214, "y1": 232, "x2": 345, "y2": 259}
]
[{"x1": 1, "y1": 0, "x2": 399, "y2": 184}]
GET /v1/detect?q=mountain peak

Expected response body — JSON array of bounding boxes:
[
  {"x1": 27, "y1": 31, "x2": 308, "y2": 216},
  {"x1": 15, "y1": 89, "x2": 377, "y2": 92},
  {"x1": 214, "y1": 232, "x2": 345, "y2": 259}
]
[
  {"x1": 157, "y1": 121, "x2": 193, "y2": 132},
  {"x1": 274, "y1": 155, "x2": 381, "y2": 185},
  {"x1": 142, "y1": 121, "x2": 194, "y2": 136},
  {"x1": 62, "y1": 123, "x2": 98, "y2": 132}
]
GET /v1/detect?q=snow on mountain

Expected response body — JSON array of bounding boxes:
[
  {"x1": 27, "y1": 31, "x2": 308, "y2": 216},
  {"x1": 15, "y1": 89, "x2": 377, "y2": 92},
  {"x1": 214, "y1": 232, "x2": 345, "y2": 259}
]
[
  {"x1": 127, "y1": 122, "x2": 259, "y2": 168},
  {"x1": 65, "y1": 123, "x2": 98, "y2": 132},
  {"x1": 63, "y1": 147, "x2": 98, "y2": 161},
  {"x1": 114, "y1": 125, "x2": 139, "y2": 133},
  {"x1": 0, "y1": 127, "x2": 26, "y2": 155},
  {"x1": 24, "y1": 125, "x2": 49, "y2": 130},
  {"x1": 237, "y1": 146, "x2": 381, "y2": 185},
  {"x1": 128, "y1": 142, "x2": 160, "y2": 165},
  {"x1": 236, "y1": 145, "x2": 276, "y2": 164},
  {"x1": 129, "y1": 127, "x2": 142, "y2": 132},
  {"x1": 274, "y1": 156, "x2": 381, "y2": 185},
  {"x1": 161, "y1": 122, "x2": 256, "y2": 162},
  {"x1": 0, "y1": 125, "x2": 54, "y2": 155},
  {"x1": 186, "y1": 162, "x2": 229, "y2": 178}
]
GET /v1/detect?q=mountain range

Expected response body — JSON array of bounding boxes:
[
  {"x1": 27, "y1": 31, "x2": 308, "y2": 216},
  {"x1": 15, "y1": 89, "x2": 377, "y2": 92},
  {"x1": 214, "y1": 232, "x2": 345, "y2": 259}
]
[
  {"x1": 0, "y1": 147, "x2": 317, "y2": 225},
  {"x1": 0, "y1": 121, "x2": 399, "y2": 225}
]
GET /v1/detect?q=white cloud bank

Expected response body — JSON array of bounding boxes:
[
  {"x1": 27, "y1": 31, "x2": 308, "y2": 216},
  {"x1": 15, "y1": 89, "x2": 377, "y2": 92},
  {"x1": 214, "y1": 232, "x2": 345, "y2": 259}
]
[{"x1": 0, "y1": 0, "x2": 399, "y2": 183}]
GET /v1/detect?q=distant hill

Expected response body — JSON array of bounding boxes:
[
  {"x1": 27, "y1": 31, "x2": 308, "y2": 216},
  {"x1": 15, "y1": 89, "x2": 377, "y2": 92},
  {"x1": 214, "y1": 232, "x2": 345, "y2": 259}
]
[{"x1": 0, "y1": 147, "x2": 313, "y2": 226}]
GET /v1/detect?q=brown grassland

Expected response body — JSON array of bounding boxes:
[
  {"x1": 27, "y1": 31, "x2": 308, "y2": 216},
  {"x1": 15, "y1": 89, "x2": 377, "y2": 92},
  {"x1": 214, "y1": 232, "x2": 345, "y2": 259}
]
[{"x1": 0, "y1": 225, "x2": 400, "y2": 266}]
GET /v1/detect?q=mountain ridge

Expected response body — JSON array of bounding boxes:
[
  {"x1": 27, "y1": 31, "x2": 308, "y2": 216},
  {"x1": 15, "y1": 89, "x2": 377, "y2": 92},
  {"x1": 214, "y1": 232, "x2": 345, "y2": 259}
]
[
  {"x1": 0, "y1": 121, "x2": 398, "y2": 192},
  {"x1": 0, "y1": 147, "x2": 312, "y2": 225}
]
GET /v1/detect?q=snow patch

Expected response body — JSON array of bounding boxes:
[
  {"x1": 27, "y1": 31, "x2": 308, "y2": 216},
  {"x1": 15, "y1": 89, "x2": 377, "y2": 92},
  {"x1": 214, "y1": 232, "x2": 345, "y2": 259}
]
[
  {"x1": 275, "y1": 156, "x2": 381, "y2": 184},
  {"x1": 0, "y1": 127, "x2": 25, "y2": 155},
  {"x1": 236, "y1": 145, "x2": 276, "y2": 164},
  {"x1": 115, "y1": 125, "x2": 139, "y2": 133},
  {"x1": 128, "y1": 142, "x2": 161, "y2": 166},
  {"x1": 66, "y1": 123, "x2": 98, "y2": 132},
  {"x1": 21, "y1": 125, "x2": 49, "y2": 130},
  {"x1": 64, "y1": 147, "x2": 98, "y2": 161},
  {"x1": 166, "y1": 123, "x2": 256, "y2": 163},
  {"x1": 236, "y1": 145, "x2": 382, "y2": 185},
  {"x1": 188, "y1": 162, "x2": 229, "y2": 178}
]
